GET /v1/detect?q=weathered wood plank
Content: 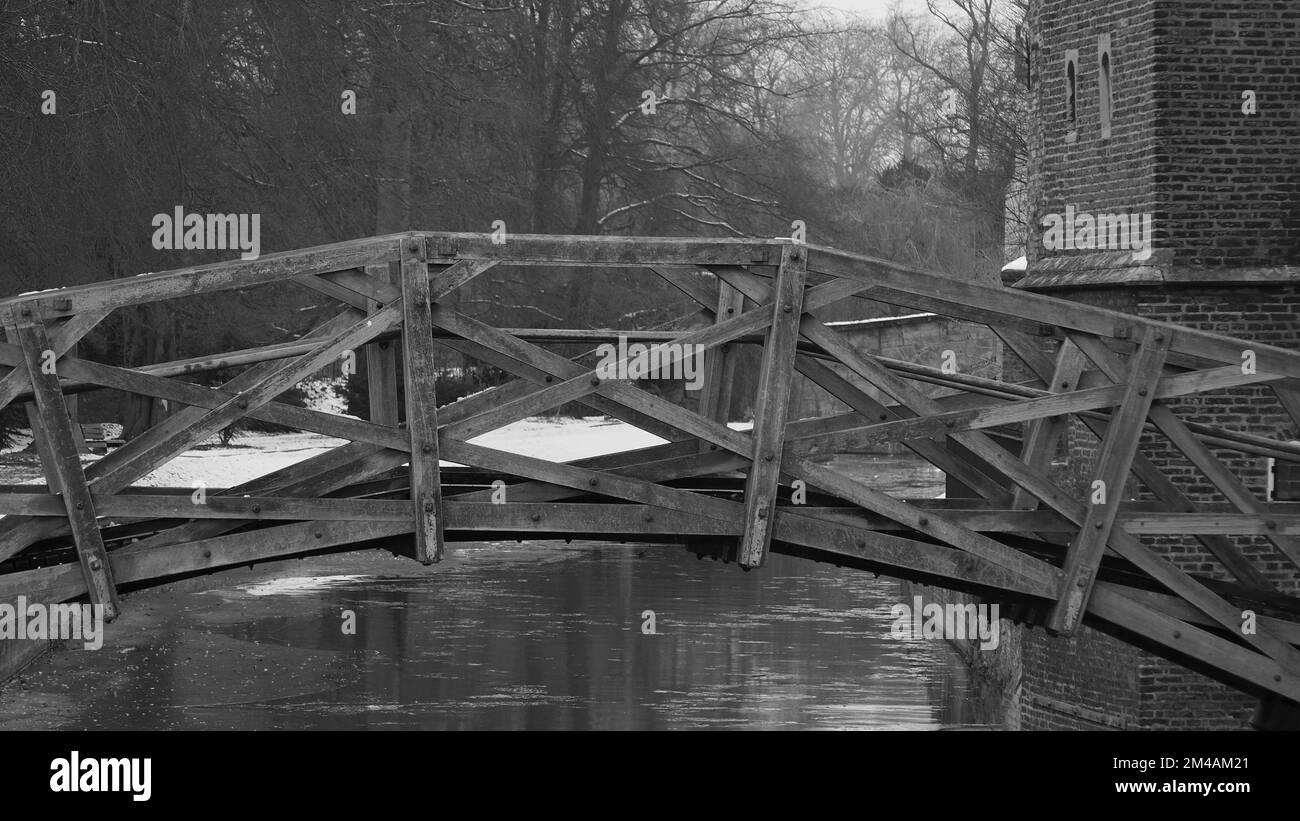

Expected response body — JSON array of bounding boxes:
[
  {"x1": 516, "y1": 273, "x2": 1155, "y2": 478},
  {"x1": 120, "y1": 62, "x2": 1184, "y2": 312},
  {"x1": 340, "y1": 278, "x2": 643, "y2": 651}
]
[
  {"x1": 0, "y1": 493, "x2": 412, "y2": 521},
  {"x1": 0, "y1": 310, "x2": 377, "y2": 563},
  {"x1": 784, "y1": 363, "x2": 1276, "y2": 455},
  {"x1": 1049, "y1": 327, "x2": 1170, "y2": 634},
  {"x1": 0, "y1": 309, "x2": 110, "y2": 413},
  {"x1": 805, "y1": 244, "x2": 1300, "y2": 382},
  {"x1": 11, "y1": 308, "x2": 120, "y2": 618},
  {"x1": 1089, "y1": 586, "x2": 1300, "y2": 703},
  {"x1": 441, "y1": 439, "x2": 745, "y2": 524},
  {"x1": 711, "y1": 266, "x2": 1014, "y2": 505},
  {"x1": 784, "y1": 302, "x2": 1300, "y2": 670},
  {"x1": 118, "y1": 444, "x2": 409, "y2": 555},
  {"x1": 737, "y1": 245, "x2": 808, "y2": 567},
  {"x1": 400, "y1": 237, "x2": 445, "y2": 564},
  {"x1": 786, "y1": 455, "x2": 1062, "y2": 589},
  {"x1": 1012, "y1": 338, "x2": 1088, "y2": 510},
  {"x1": 421, "y1": 233, "x2": 779, "y2": 267},
  {"x1": 365, "y1": 262, "x2": 401, "y2": 426},
  {"x1": 94, "y1": 304, "x2": 404, "y2": 493},
  {"x1": 0, "y1": 345, "x2": 407, "y2": 450},
  {"x1": 1069, "y1": 331, "x2": 1292, "y2": 585},
  {"x1": 991, "y1": 326, "x2": 1055, "y2": 389},
  {"x1": 10, "y1": 234, "x2": 404, "y2": 317},
  {"x1": 699, "y1": 281, "x2": 746, "y2": 427},
  {"x1": 1011, "y1": 330, "x2": 1272, "y2": 590},
  {"x1": 0, "y1": 519, "x2": 416, "y2": 605}
]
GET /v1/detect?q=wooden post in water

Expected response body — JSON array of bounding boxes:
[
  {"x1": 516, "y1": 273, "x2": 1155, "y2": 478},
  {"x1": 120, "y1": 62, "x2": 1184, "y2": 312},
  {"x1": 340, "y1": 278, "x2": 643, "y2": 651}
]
[
  {"x1": 737, "y1": 244, "x2": 807, "y2": 568},
  {"x1": 399, "y1": 236, "x2": 445, "y2": 564}
]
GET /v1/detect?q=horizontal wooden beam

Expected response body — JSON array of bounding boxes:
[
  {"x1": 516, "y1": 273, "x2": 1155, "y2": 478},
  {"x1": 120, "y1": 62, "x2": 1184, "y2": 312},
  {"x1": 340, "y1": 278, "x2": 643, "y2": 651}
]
[{"x1": 8, "y1": 235, "x2": 405, "y2": 317}]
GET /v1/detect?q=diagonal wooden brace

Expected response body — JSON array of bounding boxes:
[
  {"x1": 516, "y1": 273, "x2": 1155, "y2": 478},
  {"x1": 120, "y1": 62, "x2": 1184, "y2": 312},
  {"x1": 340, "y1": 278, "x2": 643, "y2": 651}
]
[
  {"x1": 10, "y1": 306, "x2": 120, "y2": 619},
  {"x1": 1049, "y1": 327, "x2": 1170, "y2": 634},
  {"x1": 737, "y1": 245, "x2": 808, "y2": 568},
  {"x1": 1012, "y1": 338, "x2": 1088, "y2": 511}
]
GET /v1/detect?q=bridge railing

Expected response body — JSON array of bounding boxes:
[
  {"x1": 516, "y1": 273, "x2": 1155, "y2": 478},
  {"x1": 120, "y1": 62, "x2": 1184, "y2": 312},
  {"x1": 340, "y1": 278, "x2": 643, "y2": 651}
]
[{"x1": 2, "y1": 231, "x2": 1300, "y2": 706}]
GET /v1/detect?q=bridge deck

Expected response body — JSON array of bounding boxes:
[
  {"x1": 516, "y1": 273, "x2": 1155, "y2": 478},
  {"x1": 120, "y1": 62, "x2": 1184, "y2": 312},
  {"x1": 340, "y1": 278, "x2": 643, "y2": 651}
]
[{"x1": 2, "y1": 232, "x2": 1300, "y2": 710}]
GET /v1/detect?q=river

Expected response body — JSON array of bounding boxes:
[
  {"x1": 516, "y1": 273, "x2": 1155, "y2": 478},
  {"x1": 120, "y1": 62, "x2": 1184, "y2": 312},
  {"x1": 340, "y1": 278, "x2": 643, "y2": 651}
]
[{"x1": 0, "y1": 456, "x2": 999, "y2": 730}]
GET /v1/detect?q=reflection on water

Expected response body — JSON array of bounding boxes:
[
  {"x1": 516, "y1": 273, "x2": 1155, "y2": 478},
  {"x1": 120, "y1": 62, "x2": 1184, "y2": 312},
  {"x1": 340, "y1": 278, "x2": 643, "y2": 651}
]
[{"x1": 0, "y1": 457, "x2": 998, "y2": 730}]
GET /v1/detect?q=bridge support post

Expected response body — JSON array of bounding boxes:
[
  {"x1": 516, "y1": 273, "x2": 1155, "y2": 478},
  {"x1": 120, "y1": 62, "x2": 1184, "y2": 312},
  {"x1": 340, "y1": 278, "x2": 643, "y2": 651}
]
[
  {"x1": 9, "y1": 306, "x2": 120, "y2": 619},
  {"x1": 1049, "y1": 327, "x2": 1170, "y2": 634},
  {"x1": 365, "y1": 261, "x2": 400, "y2": 426},
  {"x1": 737, "y1": 244, "x2": 807, "y2": 568},
  {"x1": 399, "y1": 236, "x2": 445, "y2": 564},
  {"x1": 699, "y1": 281, "x2": 745, "y2": 429},
  {"x1": 1012, "y1": 337, "x2": 1087, "y2": 510}
]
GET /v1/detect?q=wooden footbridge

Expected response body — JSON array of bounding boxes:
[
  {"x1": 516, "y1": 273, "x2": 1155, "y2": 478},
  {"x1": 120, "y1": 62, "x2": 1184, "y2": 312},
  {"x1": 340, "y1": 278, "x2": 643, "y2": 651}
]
[{"x1": 3, "y1": 232, "x2": 1300, "y2": 711}]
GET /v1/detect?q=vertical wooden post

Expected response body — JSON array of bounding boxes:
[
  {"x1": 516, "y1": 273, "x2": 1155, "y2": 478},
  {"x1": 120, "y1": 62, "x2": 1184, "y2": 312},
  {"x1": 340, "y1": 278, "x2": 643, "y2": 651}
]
[
  {"x1": 737, "y1": 245, "x2": 808, "y2": 568},
  {"x1": 399, "y1": 237, "x2": 445, "y2": 564},
  {"x1": 66, "y1": 341, "x2": 89, "y2": 454},
  {"x1": 699, "y1": 281, "x2": 745, "y2": 429},
  {"x1": 1011, "y1": 338, "x2": 1087, "y2": 510},
  {"x1": 10, "y1": 306, "x2": 120, "y2": 618},
  {"x1": 365, "y1": 261, "x2": 400, "y2": 426},
  {"x1": 1049, "y1": 327, "x2": 1169, "y2": 634}
]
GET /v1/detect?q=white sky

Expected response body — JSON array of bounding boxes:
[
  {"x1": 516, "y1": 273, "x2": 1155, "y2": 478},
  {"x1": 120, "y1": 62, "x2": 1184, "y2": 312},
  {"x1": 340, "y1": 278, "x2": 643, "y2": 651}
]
[{"x1": 813, "y1": 0, "x2": 935, "y2": 19}]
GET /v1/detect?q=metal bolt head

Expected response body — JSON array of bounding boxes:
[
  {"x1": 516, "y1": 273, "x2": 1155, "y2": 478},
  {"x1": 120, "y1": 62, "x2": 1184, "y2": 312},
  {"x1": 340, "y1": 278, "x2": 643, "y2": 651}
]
[
  {"x1": 407, "y1": 239, "x2": 421, "y2": 253},
  {"x1": 588, "y1": 478, "x2": 598, "y2": 486},
  {"x1": 530, "y1": 512, "x2": 541, "y2": 522},
  {"x1": 918, "y1": 517, "x2": 929, "y2": 527},
  {"x1": 590, "y1": 377, "x2": 600, "y2": 387},
  {"x1": 252, "y1": 504, "x2": 261, "y2": 514},
  {"x1": 783, "y1": 304, "x2": 793, "y2": 313},
  {"x1": 1137, "y1": 388, "x2": 1148, "y2": 397},
  {"x1": 423, "y1": 501, "x2": 435, "y2": 512},
  {"x1": 422, "y1": 444, "x2": 433, "y2": 454}
]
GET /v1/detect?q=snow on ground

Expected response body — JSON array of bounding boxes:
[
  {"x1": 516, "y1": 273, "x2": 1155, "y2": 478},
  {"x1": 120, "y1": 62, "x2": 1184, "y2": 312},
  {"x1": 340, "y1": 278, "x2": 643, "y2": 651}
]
[
  {"x1": 457, "y1": 416, "x2": 666, "y2": 464},
  {"x1": 129, "y1": 416, "x2": 666, "y2": 489},
  {"x1": 0, "y1": 414, "x2": 758, "y2": 490},
  {"x1": 132, "y1": 431, "x2": 351, "y2": 488}
]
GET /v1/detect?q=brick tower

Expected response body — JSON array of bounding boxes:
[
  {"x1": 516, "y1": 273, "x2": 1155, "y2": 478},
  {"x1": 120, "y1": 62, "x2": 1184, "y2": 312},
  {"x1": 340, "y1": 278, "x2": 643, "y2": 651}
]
[{"x1": 1012, "y1": 0, "x2": 1300, "y2": 729}]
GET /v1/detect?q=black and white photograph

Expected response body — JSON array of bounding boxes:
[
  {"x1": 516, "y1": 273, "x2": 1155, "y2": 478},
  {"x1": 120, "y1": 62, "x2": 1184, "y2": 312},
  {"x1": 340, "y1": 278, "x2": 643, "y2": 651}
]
[{"x1": 0, "y1": 0, "x2": 1295, "y2": 794}]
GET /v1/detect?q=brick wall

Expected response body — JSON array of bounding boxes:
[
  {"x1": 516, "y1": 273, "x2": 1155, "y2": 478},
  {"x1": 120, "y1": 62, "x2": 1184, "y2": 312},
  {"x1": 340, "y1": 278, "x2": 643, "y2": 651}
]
[
  {"x1": 1012, "y1": 0, "x2": 1300, "y2": 730},
  {"x1": 1026, "y1": 0, "x2": 1300, "y2": 279},
  {"x1": 1005, "y1": 282, "x2": 1300, "y2": 730},
  {"x1": 1026, "y1": 0, "x2": 1159, "y2": 276}
]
